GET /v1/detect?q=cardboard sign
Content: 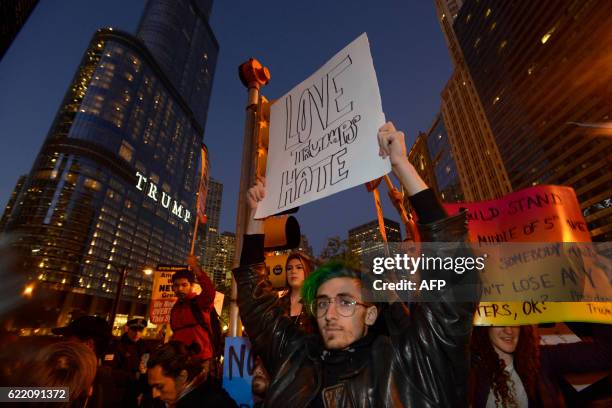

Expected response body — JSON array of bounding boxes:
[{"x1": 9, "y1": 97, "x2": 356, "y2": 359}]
[
  {"x1": 149, "y1": 265, "x2": 224, "y2": 324},
  {"x1": 444, "y1": 185, "x2": 592, "y2": 243},
  {"x1": 149, "y1": 266, "x2": 183, "y2": 324},
  {"x1": 223, "y1": 337, "x2": 255, "y2": 407},
  {"x1": 444, "y1": 185, "x2": 611, "y2": 325},
  {"x1": 474, "y1": 301, "x2": 611, "y2": 325},
  {"x1": 256, "y1": 33, "x2": 390, "y2": 218}
]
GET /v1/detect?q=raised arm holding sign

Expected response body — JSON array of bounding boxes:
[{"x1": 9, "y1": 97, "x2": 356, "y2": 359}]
[{"x1": 236, "y1": 114, "x2": 478, "y2": 406}]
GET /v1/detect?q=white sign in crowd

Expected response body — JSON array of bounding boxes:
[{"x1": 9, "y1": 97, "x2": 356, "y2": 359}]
[{"x1": 255, "y1": 33, "x2": 390, "y2": 218}]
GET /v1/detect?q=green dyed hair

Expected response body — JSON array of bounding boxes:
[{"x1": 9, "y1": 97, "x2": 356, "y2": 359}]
[{"x1": 300, "y1": 260, "x2": 363, "y2": 314}]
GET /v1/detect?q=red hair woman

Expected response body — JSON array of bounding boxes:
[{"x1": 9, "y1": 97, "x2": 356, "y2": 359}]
[{"x1": 278, "y1": 252, "x2": 317, "y2": 333}]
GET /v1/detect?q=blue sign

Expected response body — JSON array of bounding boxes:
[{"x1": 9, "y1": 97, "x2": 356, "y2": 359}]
[{"x1": 223, "y1": 336, "x2": 255, "y2": 407}]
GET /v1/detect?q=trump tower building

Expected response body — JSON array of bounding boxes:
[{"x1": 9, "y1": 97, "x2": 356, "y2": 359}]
[{"x1": 1, "y1": 0, "x2": 218, "y2": 331}]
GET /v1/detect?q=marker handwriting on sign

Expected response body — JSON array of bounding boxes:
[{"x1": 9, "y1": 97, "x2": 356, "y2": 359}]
[
  {"x1": 506, "y1": 192, "x2": 562, "y2": 215},
  {"x1": 277, "y1": 55, "x2": 362, "y2": 210},
  {"x1": 257, "y1": 33, "x2": 389, "y2": 218},
  {"x1": 284, "y1": 56, "x2": 354, "y2": 150},
  {"x1": 279, "y1": 145, "x2": 353, "y2": 208},
  {"x1": 227, "y1": 344, "x2": 254, "y2": 381},
  {"x1": 476, "y1": 300, "x2": 548, "y2": 320}
]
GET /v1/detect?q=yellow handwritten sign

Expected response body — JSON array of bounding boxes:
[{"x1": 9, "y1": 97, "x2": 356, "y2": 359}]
[
  {"x1": 474, "y1": 302, "x2": 612, "y2": 325},
  {"x1": 444, "y1": 185, "x2": 611, "y2": 325}
]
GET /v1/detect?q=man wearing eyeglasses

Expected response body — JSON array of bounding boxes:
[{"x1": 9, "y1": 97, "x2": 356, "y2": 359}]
[{"x1": 235, "y1": 122, "x2": 478, "y2": 407}]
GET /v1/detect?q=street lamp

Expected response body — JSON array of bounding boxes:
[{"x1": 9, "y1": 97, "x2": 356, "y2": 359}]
[{"x1": 22, "y1": 283, "x2": 34, "y2": 297}]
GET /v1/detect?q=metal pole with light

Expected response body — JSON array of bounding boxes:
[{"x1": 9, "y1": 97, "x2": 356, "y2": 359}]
[
  {"x1": 105, "y1": 263, "x2": 153, "y2": 327},
  {"x1": 231, "y1": 59, "x2": 270, "y2": 336},
  {"x1": 109, "y1": 265, "x2": 128, "y2": 327}
]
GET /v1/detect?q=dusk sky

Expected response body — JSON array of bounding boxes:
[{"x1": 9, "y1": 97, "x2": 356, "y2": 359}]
[{"x1": 0, "y1": 0, "x2": 453, "y2": 254}]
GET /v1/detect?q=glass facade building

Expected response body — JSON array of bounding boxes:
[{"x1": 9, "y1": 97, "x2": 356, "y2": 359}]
[
  {"x1": 0, "y1": 0, "x2": 39, "y2": 61},
  {"x1": 452, "y1": 0, "x2": 612, "y2": 241},
  {"x1": 3, "y1": 1, "x2": 218, "y2": 328},
  {"x1": 0, "y1": 175, "x2": 27, "y2": 231},
  {"x1": 200, "y1": 178, "x2": 222, "y2": 277},
  {"x1": 137, "y1": 0, "x2": 217, "y2": 130},
  {"x1": 425, "y1": 115, "x2": 464, "y2": 203},
  {"x1": 349, "y1": 218, "x2": 402, "y2": 260}
]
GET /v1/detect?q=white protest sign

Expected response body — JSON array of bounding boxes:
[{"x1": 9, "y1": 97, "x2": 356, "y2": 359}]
[{"x1": 256, "y1": 33, "x2": 390, "y2": 218}]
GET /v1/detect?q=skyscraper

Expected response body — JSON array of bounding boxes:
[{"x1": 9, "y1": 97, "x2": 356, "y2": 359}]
[
  {"x1": 1, "y1": 0, "x2": 219, "y2": 329},
  {"x1": 348, "y1": 218, "x2": 402, "y2": 260},
  {"x1": 409, "y1": 114, "x2": 464, "y2": 203},
  {"x1": 452, "y1": 0, "x2": 612, "y2": 241},
  {"x1": 0, "y1": 175, "x2": 26, "y2": 231},
  {"x1": 0, "y1": 0, "x2": 39, "y2": 61},
  {"x1": 210, "y1": 231, "x2": 235, "y2": 290},
  {"x1": 408, "y1": 132, "x2": 437, "y2": 196},
  {"x1": 200, "y1": 178, "x2": 222, "y2": 276},
  {"x1": 136, "y1": 0, "x2": 217, "y2": 130},
  {"x1": 434, "y1": 0, "x2": 511, "y2": 202}
]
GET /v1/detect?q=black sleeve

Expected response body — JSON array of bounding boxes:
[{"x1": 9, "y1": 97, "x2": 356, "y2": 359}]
[
  {"x1": 240, "y1": 234, "x2": 265, "y2": 265},
  {"x1": 408, "y1": 188, "x2": 447, "y2": 224}
]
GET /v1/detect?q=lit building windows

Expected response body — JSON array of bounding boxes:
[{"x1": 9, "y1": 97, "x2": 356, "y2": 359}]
[
  {"x1": 541, "y1": 26, "x2": 556, "y2": 44},
  {"x1": 118, "y1": 141, "x2": 134, "y2": 162},
  {"x1": 527, "y1": 65, "x2": 535, "y2": 75}
]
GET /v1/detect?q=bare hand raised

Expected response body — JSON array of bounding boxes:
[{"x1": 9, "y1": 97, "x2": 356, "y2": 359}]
[
  {"x1": 377, "y1": 121, "x2": 408, "y2": 167},
  {"x1": 246, "y1": 177, "x2": 265, "y2": 234},
  {"x1": 247, "y1": 177, "x2": 266, "y2": 212},
  {"x1": 378, "y1": 121, "x2": 427, "y2": 195}
]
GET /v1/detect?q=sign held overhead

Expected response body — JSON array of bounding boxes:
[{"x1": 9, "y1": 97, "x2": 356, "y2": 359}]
[{"x1": 256, "y1": 33, "x2": 391, "y2": 218}]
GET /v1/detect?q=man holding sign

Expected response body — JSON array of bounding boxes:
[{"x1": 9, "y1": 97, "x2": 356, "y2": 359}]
[
  {"x1": 235, "y1": 121, "x2": 478, "y2": 407},
  {"x1": 169, "y1": 256, "x2": 218, "y2": 376}
]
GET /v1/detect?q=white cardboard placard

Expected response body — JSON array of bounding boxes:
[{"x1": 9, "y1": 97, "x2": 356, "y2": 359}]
[{"x1": 256, "y1": 33, "x2": 390, "y2": 218}]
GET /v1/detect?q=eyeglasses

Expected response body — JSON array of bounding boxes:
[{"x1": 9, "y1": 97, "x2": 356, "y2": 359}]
[{"x1": 309, "y1": 295, "x2": 370, "y2": 318}]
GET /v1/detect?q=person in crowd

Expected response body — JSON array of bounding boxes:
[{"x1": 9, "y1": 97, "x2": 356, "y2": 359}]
[
  {"x1": 469, "y1": 325, "x2": 612, "y2": 407},
  {"x1": 112, "y1": 318, "x2": 152, "y2": 407},
  {"x1": 235, "y1": 121, "x2": 478, "y2": 407},
  {"x1": 251, "y1": 356, "x2": 270, "y2": 408},
  {"x1": 17, "y1": 340, "x2": 98, "y2": 407},
  {"x1": 146, "y1": 341, "x2": 237, "y2": 408},
  {"x1": 52, "y1": 315, "x2": 122, "y2": 407},
  {"x1": 170, "y1": 256, "x2": 217, "y2": 377},
  {"x1": 278, "y1": 252, "x2": 317, "y2": 333}
]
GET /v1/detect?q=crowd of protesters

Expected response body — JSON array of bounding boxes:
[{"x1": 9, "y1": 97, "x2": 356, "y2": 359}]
[{"x1": 0, "y1": 122, "x2": 610, "y2": 407}]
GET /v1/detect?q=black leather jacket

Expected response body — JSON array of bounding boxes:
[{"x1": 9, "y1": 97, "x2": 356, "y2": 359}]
[{"x1": 234, "y1": 211, "x2": 478, "y2": 408}]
